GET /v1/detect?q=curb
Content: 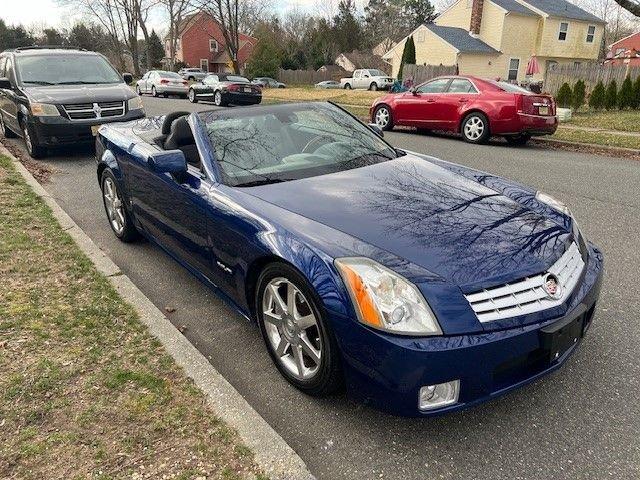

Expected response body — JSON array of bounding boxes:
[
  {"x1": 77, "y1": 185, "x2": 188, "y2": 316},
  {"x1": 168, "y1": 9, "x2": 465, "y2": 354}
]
[
  {"x1": 532, "y1": 137, "x2": 640, "y2": 156},
  {"x1": 0, "y1": 143, "x2": 315, "y2": 480}
]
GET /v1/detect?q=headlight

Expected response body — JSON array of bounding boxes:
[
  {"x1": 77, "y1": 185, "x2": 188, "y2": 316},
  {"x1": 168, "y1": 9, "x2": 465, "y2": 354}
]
[
  {"x1": 30, "y1": 103, "x2": 59, "y2": 117},
  {"x1": 128, "y1": 96, "x2": 144, "y2": 111},
  {"x1": 335, "y1": 257, "x2": 442, "y2": 336},
  {"x1": 536, "y1": 191, "x2": 570, "y2": 216}
]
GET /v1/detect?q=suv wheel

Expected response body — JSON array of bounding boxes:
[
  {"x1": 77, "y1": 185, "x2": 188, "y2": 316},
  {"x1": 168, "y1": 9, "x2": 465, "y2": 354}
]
[
  {"x1": 22, "y1": 121, "x2": 46, "y2": 159},
  {"x1": 0, "y1": 113, "x2": 17, "y2": 138},
  {"x1": 369, "y1": 82, "x2": 378, "y2": 91},
  {"x1": 343, "y1": 83, "x2": 352, "y2": 90}
]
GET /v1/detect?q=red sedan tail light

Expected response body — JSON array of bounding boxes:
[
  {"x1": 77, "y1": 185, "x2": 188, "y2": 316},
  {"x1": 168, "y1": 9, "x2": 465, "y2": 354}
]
[{"x1": 519, "y1": 94, "x2": 555, "y2": 116}]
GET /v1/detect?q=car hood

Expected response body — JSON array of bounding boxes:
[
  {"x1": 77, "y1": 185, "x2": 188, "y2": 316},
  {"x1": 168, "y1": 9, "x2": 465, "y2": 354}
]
[
  {"x1": 244, "y1": 154, "x2": 571, "y2": 291},
  {"x1": 22, "y1": 83, "x2": 136, "y2": 104}
]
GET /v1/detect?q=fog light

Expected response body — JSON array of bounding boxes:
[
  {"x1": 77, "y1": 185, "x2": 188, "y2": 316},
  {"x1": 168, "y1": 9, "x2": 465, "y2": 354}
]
[{"x1": 419, "y1": 380, "x2": 460, "y2": 411}]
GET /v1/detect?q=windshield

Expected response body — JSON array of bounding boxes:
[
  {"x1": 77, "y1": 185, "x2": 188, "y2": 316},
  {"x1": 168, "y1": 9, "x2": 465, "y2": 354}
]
[
  {"x1": 489, "y1": 81, "x2": 531, "y2": 94},
  {"x1": 199, "y1": 103, "x2": 399, "y2": 187},
  {"x1": 16, "y1": 54, "x2": 123, "y2": 86},
  {"x1": 368, "y1": 70, "x2": 386, "y2": 77},
  {"x1": 159, "y1": 71, "x2": 182, "y2": 79}
]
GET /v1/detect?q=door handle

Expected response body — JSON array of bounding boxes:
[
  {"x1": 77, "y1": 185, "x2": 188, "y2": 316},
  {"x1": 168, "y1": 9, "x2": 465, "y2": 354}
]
[
  {"x1": 458, "y1": 98, "x2": 469, "y2": 103},
  {"x1": 426, "y1": 99, "x2": 437, "y2": 103}
]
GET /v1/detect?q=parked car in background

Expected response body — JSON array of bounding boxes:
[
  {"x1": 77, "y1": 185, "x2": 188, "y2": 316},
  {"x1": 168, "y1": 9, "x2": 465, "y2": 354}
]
[
  {"x1": 315, "y1": 80, "x2": 341, "y2": 89},
  {"x1": 340, "y1": 69, "x2": 394, "y2": 91},
  {"x1": 0, "y1": 46, "x2": 144, "y2": 159},
  {"x1": 252, "y1": 77, "x2": 286, "y2": 88},
  {"x1": 371, "y1": 75, "x2": 558, "y2": 145},
  {"x1": 136, "y1": 71, "x2": 189, "y2": 98},
  {"x1": 188, "y1": 74, "x2": 261, "y2": 106},
  {"x1": 95, "y1": 101, "x2": 602, "y2": 416},
  {"x1": 178, "y1": 67, "x2": 207, "y2": 82}
]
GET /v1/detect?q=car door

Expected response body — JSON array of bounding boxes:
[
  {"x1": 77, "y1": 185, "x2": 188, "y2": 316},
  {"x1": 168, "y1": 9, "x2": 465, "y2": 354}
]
[
  {"x1": 437, "y1": 78, "x2": 480, "y2": 132},
  {"x1": 0, "y1": 56, "x2": 21, "y2": 134},
  {"x1": 393, "y1": 78, "x2": 452, "y2": 127}
]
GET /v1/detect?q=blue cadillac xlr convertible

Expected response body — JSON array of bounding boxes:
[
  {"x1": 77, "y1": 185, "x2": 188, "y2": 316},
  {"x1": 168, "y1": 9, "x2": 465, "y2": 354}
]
[{"x1": 95, "y1": 102, "x2": 603, "y2": 416}]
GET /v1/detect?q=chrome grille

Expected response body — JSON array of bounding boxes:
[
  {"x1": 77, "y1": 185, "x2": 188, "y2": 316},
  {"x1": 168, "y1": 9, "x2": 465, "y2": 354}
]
[
  {"x1": 465, "y1": 243, "x2": 585, "y2": 323},
  {"x1": 62, "y1": 101, "x2": 125, "y2": 121}
]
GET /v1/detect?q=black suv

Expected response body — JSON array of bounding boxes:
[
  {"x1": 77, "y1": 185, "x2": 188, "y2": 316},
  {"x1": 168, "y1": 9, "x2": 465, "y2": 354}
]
[{"x1": 0, "y1": 46, "x2": 145, "y2": 158}]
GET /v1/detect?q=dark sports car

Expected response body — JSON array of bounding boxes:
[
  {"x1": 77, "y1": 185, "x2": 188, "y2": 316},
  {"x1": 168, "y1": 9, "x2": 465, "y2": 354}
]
[
  {"x1": 95, "y1": 102, "x2": 603, "y2": 416},
  {"x1": 188, "y1": 73, "x2": 261, "y2": 106}
]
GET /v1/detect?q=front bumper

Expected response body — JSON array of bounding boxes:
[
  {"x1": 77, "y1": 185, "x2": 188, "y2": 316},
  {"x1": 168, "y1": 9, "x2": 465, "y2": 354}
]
[
  {"x1": 27, "y1": 109, "x2": 145, "y2": 147},
  {"x1": 333, "y1": 243, "x2": 603, "y2": 417}
]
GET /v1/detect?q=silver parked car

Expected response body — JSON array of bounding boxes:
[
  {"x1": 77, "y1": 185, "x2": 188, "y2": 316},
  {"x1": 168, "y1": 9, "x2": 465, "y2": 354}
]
[
  {"x1": 178, "y1": 67, "x2": 208, "y2": 82},
  {"x1": 315, "y1": 80, "x2": 341, "y2": 89},
  {"x1": 251, "y1": 77, "x2": 286, "y2": 88},
  {"x1": 136, "y1": 71, "x2": 189, "y2": 98}
]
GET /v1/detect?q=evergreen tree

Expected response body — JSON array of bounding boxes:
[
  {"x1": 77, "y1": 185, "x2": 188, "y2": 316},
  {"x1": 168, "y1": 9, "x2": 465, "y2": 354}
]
[
  {"x1": 632, "y1": 76, "x2": 640, "y2": 110},
  {"x1": 572, "y1": 80, "x2": 586, "y2": 111},
  {"x1": 589, "y1": 81, "x2": 606, "y2": 110},
  {"x1": 604, "y1": 80, "x2": 618, "y2": 110},
  {"x1": 0, "y1": 19, "x2": 34, "y2": 49},
  {"x1": 147, "y1": 30, "x2": 164, "y2": 68},
  {"x1": 332, "y1": 0, "x2": 363, "y2": 53},
  {"x1": 556, "y1": 83, "x2": 573, "y2": 109},
  {"x1": 618, "y1": 76, "x2": 634, "y2": 109},
  {"x1": 398, "y1": 36, "x2": 415, "y2": 81}
]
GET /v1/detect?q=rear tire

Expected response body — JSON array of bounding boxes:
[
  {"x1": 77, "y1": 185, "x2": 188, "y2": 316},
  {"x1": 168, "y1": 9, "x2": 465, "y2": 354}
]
[
  {"x1": 255, "y1": 262, "x2": 343, "y2": 396},
  {"x1": 188, "y1": 76, "x2": 195, "y2": 81},
  {"x1": 136, "y1": 85, "x2": 142, "y2": 95},
  {"x1": 151, "y1": 86, "x2": 158, "y2": 97},
  {"x1": 369, "y1": 82, "x2": 378, "y2": 91},
  {"x1": 214, "y1": 90, "x2": 227, "y2": 107},
  {"x1": 188, "y1": 89, "x2": 198, "y2": 103},
  {"x1": 505, "y1": 134, "x2": 532, "y2": 146},
  {"x1": 461, "y1": 112, "x2": 490, "y2": 144},
  {"x1": 344, "y1": 83, "x2": 352, "y2": 90},
  {"x1": 0, "y1": 112, "x2": 17, "y2": 138}
]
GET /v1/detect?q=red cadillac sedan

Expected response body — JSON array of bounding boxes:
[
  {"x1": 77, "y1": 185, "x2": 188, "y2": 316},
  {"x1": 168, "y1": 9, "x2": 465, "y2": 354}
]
[{"x1": 370, "y1": 75, "x2": 558, "y2": 145}]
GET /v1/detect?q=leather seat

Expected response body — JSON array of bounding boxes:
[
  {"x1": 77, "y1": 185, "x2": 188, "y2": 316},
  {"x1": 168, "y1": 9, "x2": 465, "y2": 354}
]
[{"x1": 164, "y1": 115, "x2": 201, "y2": 168}]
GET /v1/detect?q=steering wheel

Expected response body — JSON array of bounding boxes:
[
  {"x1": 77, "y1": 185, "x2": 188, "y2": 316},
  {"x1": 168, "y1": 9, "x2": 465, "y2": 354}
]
[{"x1": 302, "y1": 135, "x2": 331, "y2": 154}]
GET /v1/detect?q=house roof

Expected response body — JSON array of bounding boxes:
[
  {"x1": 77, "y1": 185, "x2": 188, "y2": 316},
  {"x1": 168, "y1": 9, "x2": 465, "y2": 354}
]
[
  {"x1": 521, "y1": 0, "x2": 605, "y2": 24},
  {"x1": 609, "y1": 31, "x2": 640, "y2": 49},
  {"x1": 490, "y1": 0, "x2": 538, "y2": 17},
  {"x1": 337, "y1": 51, "x2": 388, "y2": 71},
  {"x1": 424, "y1": 25, "x2": 499, "y2": 54}
]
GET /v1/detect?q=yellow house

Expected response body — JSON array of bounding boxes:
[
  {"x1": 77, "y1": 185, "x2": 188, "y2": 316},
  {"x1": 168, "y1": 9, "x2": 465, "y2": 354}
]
[{"x1": 383, "y1": 0, "x2": 605, "y2": 82}]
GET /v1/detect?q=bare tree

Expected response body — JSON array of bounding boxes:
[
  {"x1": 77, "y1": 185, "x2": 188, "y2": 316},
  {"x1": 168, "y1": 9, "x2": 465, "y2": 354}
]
[
  {"x1": 613, "y1": 0, "x2": 640, "y2": 16},
  {"x1": 576, "y1": 0, "x2": 639, "y2": 56},
  {"x1": 160, "y1": 0, "x2": 196, "y2": 70}
]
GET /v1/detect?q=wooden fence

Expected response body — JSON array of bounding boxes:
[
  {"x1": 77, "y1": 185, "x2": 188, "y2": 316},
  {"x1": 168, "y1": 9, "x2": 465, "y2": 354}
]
[
  {"x1": 402, "y1": 64, "x2": 457, "y2": 83},
  {"x1": 544, "y1": 63, "x2": 640, "y2": 95},
  {"x1": 277, "y1": 69, "x2": 339, "y2": 85}
]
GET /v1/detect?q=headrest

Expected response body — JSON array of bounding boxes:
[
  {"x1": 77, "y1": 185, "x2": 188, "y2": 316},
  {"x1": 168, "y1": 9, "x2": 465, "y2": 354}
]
[{"x1": 161, "y1": 111, "x2": 191, "y2": 135}]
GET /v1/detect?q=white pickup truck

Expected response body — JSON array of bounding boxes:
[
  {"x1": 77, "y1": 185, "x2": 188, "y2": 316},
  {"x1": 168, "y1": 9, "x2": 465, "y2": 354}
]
[{"x1": 340, "y1": 69, "x2": 394, "y2": 91}]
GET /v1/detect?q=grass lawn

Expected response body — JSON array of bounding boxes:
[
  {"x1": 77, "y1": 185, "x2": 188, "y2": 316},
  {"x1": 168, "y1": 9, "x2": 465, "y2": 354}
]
[
  {"x1": 0, "y1": 155, "x2": 265, "y2": 479},
  {"x1": 566, "y1": 110, "x2": 640, "y2": 133},
  {"x1": 552, "y1": 128, "x2": 640, "y2": 150}
]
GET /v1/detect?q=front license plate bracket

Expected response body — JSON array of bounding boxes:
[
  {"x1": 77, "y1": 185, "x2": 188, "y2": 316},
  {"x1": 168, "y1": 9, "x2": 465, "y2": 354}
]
[{"x1": 540, "y1": 314, "x2": 584, "y2": 362}]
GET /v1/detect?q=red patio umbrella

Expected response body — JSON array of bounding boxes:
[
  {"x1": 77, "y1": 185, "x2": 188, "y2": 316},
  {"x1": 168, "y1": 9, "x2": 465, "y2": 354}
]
[{"x1": 526, "y1": 55, "x2": 540, "y2": 76}]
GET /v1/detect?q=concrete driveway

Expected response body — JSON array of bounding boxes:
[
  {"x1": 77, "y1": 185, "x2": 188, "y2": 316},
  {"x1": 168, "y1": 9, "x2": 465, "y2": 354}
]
[{"x1": 4, "y1": 95, "x2": 639, "y2": 480}]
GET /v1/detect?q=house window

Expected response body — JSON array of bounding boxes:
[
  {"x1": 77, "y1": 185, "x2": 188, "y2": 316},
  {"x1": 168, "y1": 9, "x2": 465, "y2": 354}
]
[
  {"x1": 558, "y1": 22, "x2": 569, "y2": 41},
  {"x1": 209, "y1": 39, "x2": 219, "y2": 52},
  {"x1": 508, "y1": 58, "x2": 520, "y2": 81},
  {"x1": 586, "y1": 25, "x2": 596, "y2": 43},
  {"x1": 200, "y1": 59, "x2": 209, "y2": 72}
]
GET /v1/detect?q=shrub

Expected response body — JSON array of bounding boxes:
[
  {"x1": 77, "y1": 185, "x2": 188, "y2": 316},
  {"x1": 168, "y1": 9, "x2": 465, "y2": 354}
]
[
  {"x1": 632, "y1": 76, "x2": 640, "y2": 109},
  {"x1": 618, "y1": 76, "x2": 634, "y2": 109},
  {"x1": 572, "y1": 80, "x2": 586, "y2": 111},
  {"x1": 604, "y1": 80, "x2": 618, "y2": 110},
  {"x1": 589, "y1": 81, "x2": 606, "y2": 110},
  {"x1": 556, "y1": 83, "x2": 573, "y2": 108},
  {"x1": 398, "y1": 36, "x2": 416, "y2": 81}
]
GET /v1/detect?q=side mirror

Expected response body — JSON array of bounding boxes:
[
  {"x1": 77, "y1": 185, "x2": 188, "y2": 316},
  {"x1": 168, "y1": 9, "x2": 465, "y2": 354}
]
[
  {"x1": 0, "y1": 77, "x2": 12, "y2": 89},
  {"x1": 368, "y1": 123, "x2": 384, "y2": 138},
  {"x1": 122, "y1": 73, "x2": 133, "y2": 85},
  {"x1": 410, "y1": 87, "x2": 418, "y2": 96},
  {"x1": 147, "y1": 150, "x2": 187, "y2": 175}
]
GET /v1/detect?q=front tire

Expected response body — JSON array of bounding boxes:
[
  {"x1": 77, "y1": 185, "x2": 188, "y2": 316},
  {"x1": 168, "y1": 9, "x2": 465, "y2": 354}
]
[
  {"x1": 505, "y1": 134, "x2": 531, "y2": 146},
  {"x1": 188, "y1": 76, "x2": 195, "y2": 81},
  {"x1": 373, "y1": 105, "x2": 393, "y2": 131},
  {"x1": 136, "y1": 85, "x2": 142, "y2": 95},
  {"x1": 101, "y1": 169, "x2": 139, "y2": 242},
  {"x1": 151, "y1": 86, "x2": 158, "y2": 97},
  {"x1": 188, "y1": 89, "x2": 198, "y2": 103},
  {"x1": 461, "y1": 112, "x2": 490, "y2": 144},
  {"x1": 214, "y1": 90, "x2": 226, "y2": 107},
  {"x1": 21, "y1": 121, "x2": 46, "y2": 159},
  {"x1": 343, "y1": 83, "x2": 352, "y2": 90},
  {"x1": 256, "y1": 263, "x2": 343, "y2": 396}
]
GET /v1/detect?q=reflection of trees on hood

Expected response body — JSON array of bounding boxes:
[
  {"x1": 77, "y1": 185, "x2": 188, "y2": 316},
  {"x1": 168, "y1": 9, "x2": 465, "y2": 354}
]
[{"x1": 363, "y1": 163, "x2": 568, "y2": 283}]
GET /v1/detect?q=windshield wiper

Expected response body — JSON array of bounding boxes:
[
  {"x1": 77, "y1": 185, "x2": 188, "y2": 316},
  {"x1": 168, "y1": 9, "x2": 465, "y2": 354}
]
[
  {"x1": 23, "y1": 80, "x2": 56, "y2": 85},
  {"x1": 236, "y1": 178, "x2": 288, "y2": 187},
  {"x1": 56, "y1": 81, "x2": 117, "y2": 85}
]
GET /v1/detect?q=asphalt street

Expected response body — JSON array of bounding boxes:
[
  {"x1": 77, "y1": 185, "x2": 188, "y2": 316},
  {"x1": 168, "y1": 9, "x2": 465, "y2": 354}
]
[{"x1": 5, "y1": 95, "x2": 639, "y2": 479}]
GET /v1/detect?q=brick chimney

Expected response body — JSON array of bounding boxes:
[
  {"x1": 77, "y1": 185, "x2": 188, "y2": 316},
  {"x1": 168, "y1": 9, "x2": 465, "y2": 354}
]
[{"x1": 470, "y1": 0, "x2": 484, "y2": 36}]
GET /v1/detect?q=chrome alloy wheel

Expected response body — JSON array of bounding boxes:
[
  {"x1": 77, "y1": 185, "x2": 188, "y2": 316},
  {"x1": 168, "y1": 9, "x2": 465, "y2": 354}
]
[
  {"x1": 375, "y1": 106, "x2": 390, "y2": 129},
  {"x1": 103, "y1": 176, "x2": 126, "y2": 235},
  {"x1": 214, "y1": 91, "x2": 222, "y2": 106},
  {"x1": 464, "y1": 116, "x2": 485, "y2": 141},
  {"x1": 262, "y1": 277, "x2": 322, "y2": 380}
]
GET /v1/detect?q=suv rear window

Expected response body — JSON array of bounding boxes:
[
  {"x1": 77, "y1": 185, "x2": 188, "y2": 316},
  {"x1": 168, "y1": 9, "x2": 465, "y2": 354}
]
[{"x1": 15, "y1": 54, "x2": 122, "y2": 86}]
